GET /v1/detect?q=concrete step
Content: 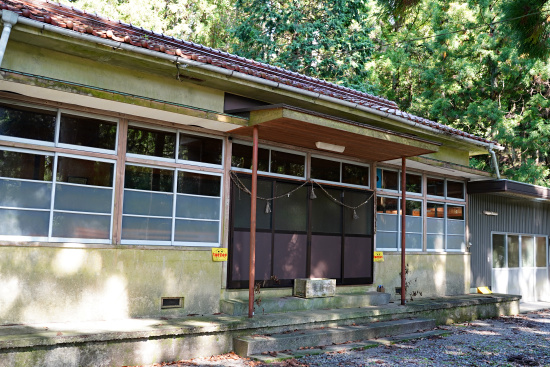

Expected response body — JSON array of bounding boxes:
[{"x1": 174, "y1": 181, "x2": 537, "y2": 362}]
[
  {"x1": 221, "y1": 292, "x2": 391, "y2": 316},
  {"x1": 247, "y1": 328, "x2": 450, "y2": 363},
  {"x1": 234, "y1": 317, "x2": 435, "y2": 357}
]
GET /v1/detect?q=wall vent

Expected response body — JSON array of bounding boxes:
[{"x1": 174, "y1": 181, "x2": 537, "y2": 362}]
[{"x1": 161, "y1": 297, "x2": 183, "y2": 309}]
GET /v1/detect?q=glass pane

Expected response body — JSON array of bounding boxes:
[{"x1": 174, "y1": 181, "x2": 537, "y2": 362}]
[
  {"x1": 0, "y1": 103, "x2": 56, "y2": 142},
  {"x1": 405, "y1": 233, "x2": 423, "y2": 250},
  {"x1": 493, "y1": 234, "x2": 506, "y2": 268},
  {"x1": 174, "y1": 219, "x2": 219, "y2": 243},
  {"x1": 405, "y1": 216, "x2": 422, "y2": 233},
  {"x1": 56, "y1": 156, "x2": 114, "y2": 187},
  {"x1": 124, "y1": 165, "x2": 173, "y2": 192},
  {"x1": 52, "y1": 212, "x2": 110, "y2": 239},
  {"x1": 427, "y1": 177, "x2": 444, "y2": 196},
  {"x1": 376, "y1": 231, "x2": 398, "y2": 249},
  {"x1": 127, "y1": 126, "x2": 176, "y2": 159},
  {"x1": 231, "y1": 177, "x2": 272, "y2": 230},
  {"x1": 176, "y1": 195, "x2": 220, "y2": 220},
  {"x1": 427, "y1": 234, "x2": 445, "y2": 251},
  {"x1": 447, "y1": 235, "x2": 465, "y2": 251},
  {"x1": 427, "y1": 202, "x2": 444, "y2": 218},
  {"x1": 273, "y1": 233, "x2": 307, "y2": 279},
  {"x1": 427, "y1": 218, "x2": 444, "y2": 234},
  {"x1": 270, "y1": 150, "x2": 305, "y2": 177},
  {"x1": 0, "y1": 179, "x2": 51, "y2": 209},
  {"x1": 177, "y1": 171, "x2": 220, "y2": 196},
  {"x1": 447, "y1": 181, "x2": 464, "y2": 199},
  {"x1": 123, "y1": 190, "x2": 173, "y2": 217},
  {"x1": 447, "y1": 205, "x2": 464, "y2": 220},
  {"x1": 310, "y1": 235, "x2": 341, "y2": 279},
  {"x1": 59, "y1": 114, "x2": 117, "y2": 150},
  {"x1": 448, "y1": 219, "x2": 465, "y2": 235},
  {"x1": 376, "y1": 169, "x2": 398, "y2": 190},
  {"x1": 0, "y1": 208, "x2": 49, "y2": 237},
  {"x1": 312, "y1": 186, "x2": 342, "y2": 234},
  {"x1": 406, "y1": 173, "x2": 422, "y2": 194},
  {"x1": 231, "y1": 231, "x2": 272, "y2": 281},
  {"x1": 377, "y1": 214, "x2": 398, "y2": 232},
  {"x1": 178, "y1": 133, "x2": 222, "y2": 165},
  {"x1": 536, "y1": 237, "x2": 547, "y2": 268},
  {"x1": 342, "y1": 163, "x2": 369, "y2": 186},
  {"x1": 344, "y1": 190, "x2": 374, "y2": 235},
  {"x1": 273, "y1": 182, "x2": 307, "y2": 232},
  {"x1": 344, "y1": 237, "x2": 372, "y2": 278},
  {"x1": 55, "y1": 184, "x2": 112, "y2": 213},
  {"x1": 311, "y1": 157, "x2": 340, "y2": 182},
  {"x1": 231, "y1": 143, "x2": 269, "y2": 171},
  {"x1": 377, "y1": 196, "x2": 399, "y2": 214},
  {"x1": 508, "y1": 235, "x2": 520, "y2": 268},
  {"x1": 122, "y1": 216, "x2": 172, "y2": 241},
  {"x1": 406, "y1": 200, "x2": 422, "y2": 216},
  {"x1": 521, "y1": 236, "x2": 535, "y2": 268},
  {"x1": 0, "y1": 150, "x2": 52, "y2": 181}
]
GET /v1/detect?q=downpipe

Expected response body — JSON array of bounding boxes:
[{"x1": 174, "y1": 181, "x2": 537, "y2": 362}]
[
  {"x1": 0, "y1": 10, "x2": 19, "y2": 66},
  {"x1": 489, "y1": 146, "x2": 501, "y2": 179}
]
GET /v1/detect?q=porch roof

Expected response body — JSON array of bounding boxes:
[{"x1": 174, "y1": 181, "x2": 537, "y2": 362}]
[
  {"x1": 228, "y1": 105, "x2": 440, "y2": 162},
  {"x1": 467, "y1": 179, "x2": 550, "y2": 201}
]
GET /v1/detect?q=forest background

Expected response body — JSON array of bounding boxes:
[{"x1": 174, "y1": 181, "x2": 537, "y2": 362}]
[{"x1": 60, "y1": 0, "x2": 550, "y2": 186}]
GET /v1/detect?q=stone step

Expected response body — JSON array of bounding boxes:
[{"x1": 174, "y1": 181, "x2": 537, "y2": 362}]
[
  {"x1": 247, "y1": 329, "x2": 450, "y2": 363},
  {"x1": 221, "y1": 292, "x2": 391, "y2": 316},
  {"x1": 233, "y1": 317, "x2": 436, "y2": 357}
]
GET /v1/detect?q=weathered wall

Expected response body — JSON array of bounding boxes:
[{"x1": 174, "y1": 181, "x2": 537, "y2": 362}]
[
  {"x1": 0, "y1": 244, "x2": 222, "y2": 324},
  {"x1": 425, "y1": 146, "x2": 470, "y2": 167},
  {"x1": 374, "y1": 253, "x2": 471, "y2": 300},
  {"x1": 2, "y1": 40, "x2": 225, "y2": 114}
]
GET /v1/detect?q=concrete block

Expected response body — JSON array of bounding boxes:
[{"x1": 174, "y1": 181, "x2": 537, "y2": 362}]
[
  {"x1": 234, "y1": 318, "x2": 436, "y2": 356},
  {"x1": 293, "y1": 278, "x2": 336, "y2": 298}
]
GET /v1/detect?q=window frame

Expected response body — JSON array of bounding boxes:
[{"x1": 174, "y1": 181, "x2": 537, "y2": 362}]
[
  {"x1": 491, "y1": 232, "x2": 549, "y2": 269},
  {"x1": 231, "y1": 140, "x2": 307, "y2": 180},
  {"x1": 120, "y1": 162, "x2": 223, "y2": 247},
  {"x1": 375, "y1": 195, "x2": 424, "y2": 252},
  {"x1": 426, "y1": 202, "x2": 466, "y2": 252},
  {"x1": 126, "y1": 122, "x2": 225, "y2": 169},
  {"x1": 310, "y1": 154, "x2": 370, "y2": 189},
  {"x1": 0, "y1": 146, "x2": 116, "y2": 244}
]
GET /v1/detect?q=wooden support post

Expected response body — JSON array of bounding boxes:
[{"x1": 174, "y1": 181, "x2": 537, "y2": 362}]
[
  {"x1": 401, "y1": 157, "x2": 407, "y2": 306},
  {"x1": 248, "y1": 126, "x2": 259, "y2": 318}
]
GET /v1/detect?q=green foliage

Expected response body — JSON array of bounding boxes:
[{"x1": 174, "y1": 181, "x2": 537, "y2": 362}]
[
  {"x1": 501, "y1": 0, "x2": 550, "y2": 59},
  {"x1": 58, "y1": 0, "x2": 235, "y2": 49},
  {"x1": 368, "y1": 0, "x2": 550, "y2": 186},
  {"x1": 230, "y1": 0, "x2": 375, "y2": 93}
]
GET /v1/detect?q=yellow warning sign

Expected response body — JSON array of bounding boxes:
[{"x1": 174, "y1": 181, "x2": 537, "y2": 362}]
[
  {"x1": 373, "y1": 251, "x2": 384, "y2": 262},
  {"x1": 212, "y1": 248, "x2": 228, "y2": 262},
  {"x1": 477, "y1": 286, "x2": 493, "y2": 294}
]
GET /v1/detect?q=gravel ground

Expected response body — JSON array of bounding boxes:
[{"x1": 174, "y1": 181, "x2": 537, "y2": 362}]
[{"x1": 144, "y1": 309, "x2": 550, "y2": 367}]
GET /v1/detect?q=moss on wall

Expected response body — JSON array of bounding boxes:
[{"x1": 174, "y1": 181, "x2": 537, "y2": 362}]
[
  {"x1": 2, "y1": 41, "x2": 224, "y2": 114},
  {"x1": 0, "y1": 245, "x2": 223, "y2": 324}
]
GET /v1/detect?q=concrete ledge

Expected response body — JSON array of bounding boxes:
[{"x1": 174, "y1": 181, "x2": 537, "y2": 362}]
[
  {"x1": 220, "y1": 292, "x2": 391, "y2": 316},
  {"x1": 0, "y1": 294, "x2": 521, "y2": 367}
]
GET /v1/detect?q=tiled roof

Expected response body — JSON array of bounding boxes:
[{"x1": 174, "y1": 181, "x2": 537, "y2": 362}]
[{"x1": 1, "y1": 0, "x2": 498, "y2": 146}]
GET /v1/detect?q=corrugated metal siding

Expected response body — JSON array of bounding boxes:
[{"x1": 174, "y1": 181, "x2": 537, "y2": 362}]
[{"x1": 469, "y1": 194, "x2": 550, "y2": 287}]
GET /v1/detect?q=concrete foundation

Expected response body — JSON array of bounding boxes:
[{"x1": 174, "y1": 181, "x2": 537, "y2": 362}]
[{"x1": 0, "y1": 294, "x2": 520, "y2": 367}]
